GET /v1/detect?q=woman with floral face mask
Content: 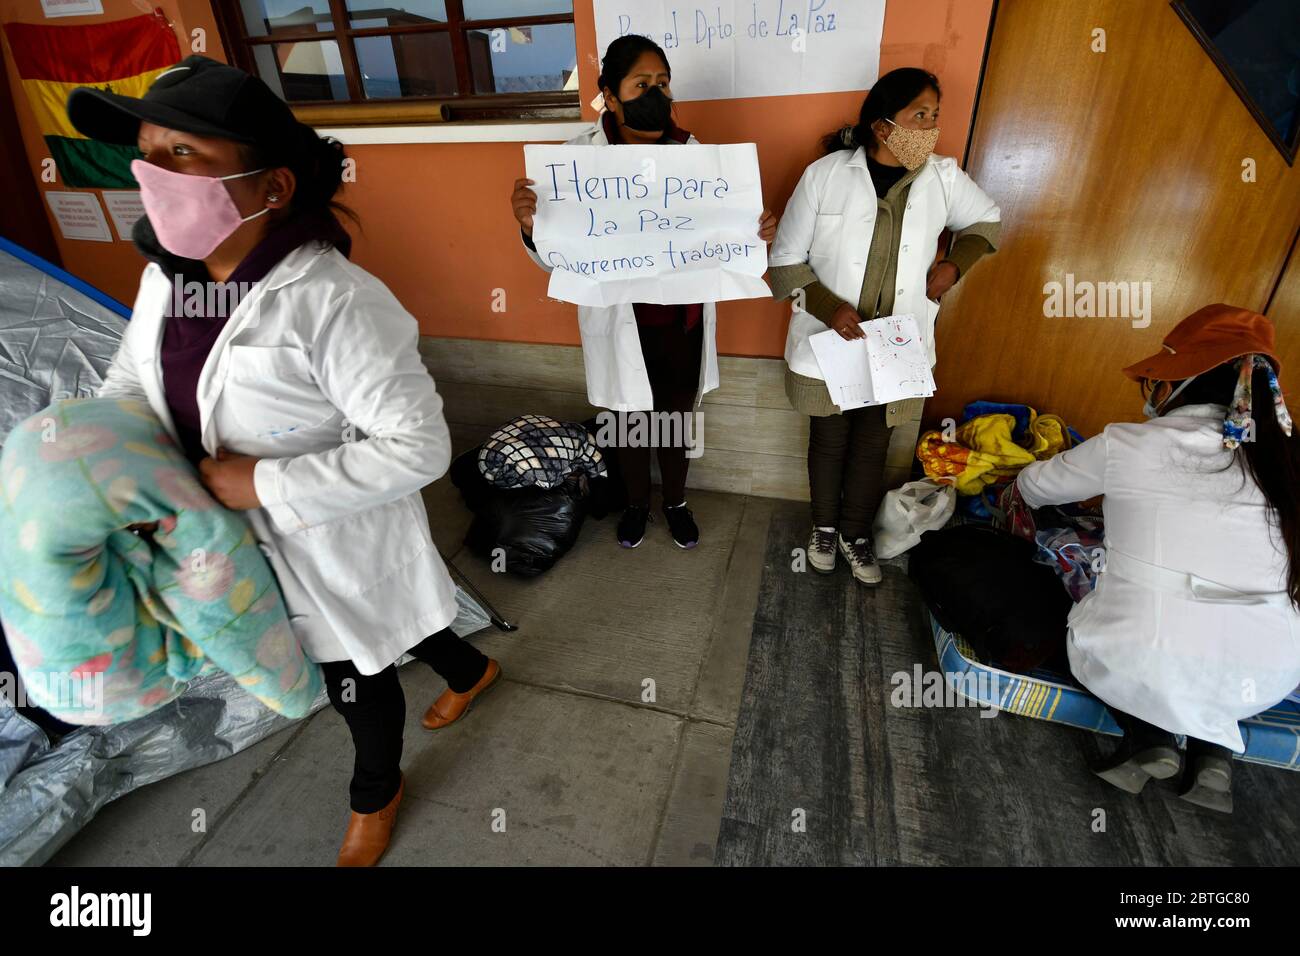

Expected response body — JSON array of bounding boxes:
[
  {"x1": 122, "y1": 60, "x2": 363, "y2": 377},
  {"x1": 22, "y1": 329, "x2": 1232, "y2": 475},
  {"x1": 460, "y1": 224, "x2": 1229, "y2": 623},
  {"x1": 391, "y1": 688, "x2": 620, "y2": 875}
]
[
  {"x1": 768, "y1": 68, "x2": 1002, "y2": 586},
  {"x1": 67, "y1": 56, "x2": 501, "y2": 866}
]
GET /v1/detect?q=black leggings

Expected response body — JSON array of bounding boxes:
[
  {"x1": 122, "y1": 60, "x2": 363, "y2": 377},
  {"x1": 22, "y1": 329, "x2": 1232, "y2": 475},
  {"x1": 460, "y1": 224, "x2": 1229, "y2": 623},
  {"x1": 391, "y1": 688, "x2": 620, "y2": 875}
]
[
  {"x1": 321, "y1": 627, "x2": 488, "y2": 813},
  {"x1": 618, "y1": 318, "x2": 704, "y2": 508},
  {"x1": 807, "y1": 404, "x2": 892, "y2": 539},
  {"x1": 1112, "y1": 708, "x2": 1233, "y2": 759}
]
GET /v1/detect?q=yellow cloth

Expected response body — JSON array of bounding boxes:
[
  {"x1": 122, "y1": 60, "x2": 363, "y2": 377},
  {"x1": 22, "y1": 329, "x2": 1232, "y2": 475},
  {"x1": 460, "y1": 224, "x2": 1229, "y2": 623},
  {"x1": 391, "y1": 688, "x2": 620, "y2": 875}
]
[
  {"x1": 916, "y1": 409, "x2": 1073, "y2": 495},
  {"x1": 1025, "y1": 412, "x2": 1070, "y2": 458}
]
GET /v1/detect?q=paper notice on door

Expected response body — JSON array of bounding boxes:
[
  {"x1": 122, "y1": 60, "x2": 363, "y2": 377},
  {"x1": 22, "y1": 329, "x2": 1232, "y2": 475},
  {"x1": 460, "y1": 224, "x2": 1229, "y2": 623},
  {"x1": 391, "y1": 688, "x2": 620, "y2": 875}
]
[{"x1": 809, "y1": 314, "x2": 935, "y2": 411}]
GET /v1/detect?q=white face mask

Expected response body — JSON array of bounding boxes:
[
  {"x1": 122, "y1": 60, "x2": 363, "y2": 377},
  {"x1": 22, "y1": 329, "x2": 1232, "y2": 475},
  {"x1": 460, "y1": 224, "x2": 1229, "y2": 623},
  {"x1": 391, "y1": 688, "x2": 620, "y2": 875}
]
[{"x1": 1143, "y1": 375, "x2": 1198, "y2": 418}]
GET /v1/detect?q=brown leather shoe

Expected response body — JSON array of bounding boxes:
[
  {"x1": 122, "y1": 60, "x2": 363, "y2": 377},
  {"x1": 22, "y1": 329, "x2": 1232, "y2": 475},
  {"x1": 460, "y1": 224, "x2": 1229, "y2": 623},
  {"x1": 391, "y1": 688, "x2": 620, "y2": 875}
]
[
  {"x1": 422, "y1": 659, "x2": 502, "y2": 730},
  {"x1": 336, "y1": 774, "x2": 403, "y2": 867}
]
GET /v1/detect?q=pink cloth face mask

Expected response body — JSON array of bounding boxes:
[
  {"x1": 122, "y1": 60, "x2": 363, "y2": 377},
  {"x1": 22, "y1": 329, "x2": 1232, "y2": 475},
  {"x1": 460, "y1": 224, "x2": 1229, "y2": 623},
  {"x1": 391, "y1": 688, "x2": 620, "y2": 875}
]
[{"x1": 130, "y1": 159, "x2": 271, "y2": 260}]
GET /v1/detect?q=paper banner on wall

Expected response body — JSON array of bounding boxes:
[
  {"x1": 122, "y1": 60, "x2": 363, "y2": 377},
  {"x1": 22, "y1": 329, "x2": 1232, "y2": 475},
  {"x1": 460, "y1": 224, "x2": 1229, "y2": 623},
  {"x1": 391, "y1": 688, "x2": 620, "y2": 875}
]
[
  {"x1": 593, "y1": 0, "x2": 886, "y2": 102},
  {"x1": 45, "y1": 191, "x2": 113, "y2": 242},
  {"x1": 101, "y1": 190, "x2": 145, "y2": 241},
  {"x1": 3, "y1": 12, "x2": 180, "y2": 188},
  {"x1": 809, "y1": 314, "x2": 935, "y2": 411},
  {"x1": 524, "y1": 142, "x2": 769, "y2": 307}
]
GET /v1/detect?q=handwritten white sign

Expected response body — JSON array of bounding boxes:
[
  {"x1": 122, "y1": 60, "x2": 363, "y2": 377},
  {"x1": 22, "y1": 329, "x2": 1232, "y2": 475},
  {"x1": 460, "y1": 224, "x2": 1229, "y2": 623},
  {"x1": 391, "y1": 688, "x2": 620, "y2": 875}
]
[
  {"x1": 524, "y1": 142, "x2": 769, "y2": 307},
  {"x1": 809, "y1": 314, "x2": 935, "y2": 410},
  {"x1": 593, "y1": 0, "x2": 886, "y2": 102}
]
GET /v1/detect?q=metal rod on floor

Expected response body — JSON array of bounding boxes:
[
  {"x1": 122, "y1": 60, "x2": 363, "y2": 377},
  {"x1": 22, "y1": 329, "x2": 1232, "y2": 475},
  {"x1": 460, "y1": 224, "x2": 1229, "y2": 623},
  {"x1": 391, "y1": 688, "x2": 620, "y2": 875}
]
[{"x1": 442, "y1": 551, "x2": 519, "y2": 632}]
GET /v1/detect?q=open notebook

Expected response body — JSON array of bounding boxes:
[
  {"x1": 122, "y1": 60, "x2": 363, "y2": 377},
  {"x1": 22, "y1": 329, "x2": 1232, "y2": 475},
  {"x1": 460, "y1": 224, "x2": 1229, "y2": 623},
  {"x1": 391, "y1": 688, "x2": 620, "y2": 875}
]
[{"x1": 808, "y1": 314, "x2": 935, "y2": 411}]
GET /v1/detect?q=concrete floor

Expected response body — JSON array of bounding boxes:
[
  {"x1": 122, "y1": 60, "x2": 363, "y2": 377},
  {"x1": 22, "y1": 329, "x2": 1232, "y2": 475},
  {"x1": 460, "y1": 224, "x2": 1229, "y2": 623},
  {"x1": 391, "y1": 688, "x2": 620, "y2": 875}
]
[
  {"x1": 49, "y1": 479, "x2": 770, "y2": 866},
  {"x1": 44, "y1": 476, "x2": 1300, "y2": 866}
]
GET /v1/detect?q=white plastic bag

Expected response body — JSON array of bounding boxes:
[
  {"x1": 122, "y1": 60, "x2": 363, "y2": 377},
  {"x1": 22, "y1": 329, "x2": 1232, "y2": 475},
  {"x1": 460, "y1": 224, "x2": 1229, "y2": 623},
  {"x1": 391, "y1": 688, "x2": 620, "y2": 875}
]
[{"x1": 872, "y1": 479, "x2": 956, "y2": 559}]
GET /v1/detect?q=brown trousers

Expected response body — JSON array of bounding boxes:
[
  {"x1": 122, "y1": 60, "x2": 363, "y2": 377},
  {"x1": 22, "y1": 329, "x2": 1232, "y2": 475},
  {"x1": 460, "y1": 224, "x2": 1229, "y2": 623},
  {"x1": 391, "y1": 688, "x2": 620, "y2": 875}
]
[{"x1": 807, "y1": 404, "x2": 892, "y2": 539}]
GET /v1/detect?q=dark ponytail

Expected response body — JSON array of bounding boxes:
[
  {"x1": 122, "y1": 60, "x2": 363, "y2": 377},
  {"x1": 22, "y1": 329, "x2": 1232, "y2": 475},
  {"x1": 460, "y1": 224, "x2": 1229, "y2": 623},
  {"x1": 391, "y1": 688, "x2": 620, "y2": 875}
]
[
  {"x1": 132, "y1": 124, "x2": 356, "y2": 280},
  {"x1": 1176, "y1": 361, "x2": 1300, "y2": 607},
  {"x1": 823, "y1": 66, "x2": 940, "y2": 154},
  {"x1": 241, "y1": 124, "x2": 358, "y2": 231},
  {"x1": 597, "y1": 34, "x2": 671, "y2": 98}
]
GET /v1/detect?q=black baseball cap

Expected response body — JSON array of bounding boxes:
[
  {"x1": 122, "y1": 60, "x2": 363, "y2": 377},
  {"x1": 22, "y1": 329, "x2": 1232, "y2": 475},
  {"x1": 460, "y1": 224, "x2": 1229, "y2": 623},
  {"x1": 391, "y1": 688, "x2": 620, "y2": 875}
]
[{"x1": 67, "y1": 54, "x2": 304, "y2": 158}]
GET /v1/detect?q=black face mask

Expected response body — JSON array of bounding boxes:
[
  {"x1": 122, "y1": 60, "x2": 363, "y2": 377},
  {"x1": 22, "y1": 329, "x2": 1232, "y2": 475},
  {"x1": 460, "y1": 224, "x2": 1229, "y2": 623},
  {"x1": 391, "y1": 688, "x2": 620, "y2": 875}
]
[{"x1": 618, "y1": 85, "x2": 673, "y2": 133}]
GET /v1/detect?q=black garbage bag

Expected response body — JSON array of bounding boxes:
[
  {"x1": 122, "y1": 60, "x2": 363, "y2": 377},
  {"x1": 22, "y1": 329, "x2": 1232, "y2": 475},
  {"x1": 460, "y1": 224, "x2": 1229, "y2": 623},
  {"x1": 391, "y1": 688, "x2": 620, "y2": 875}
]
[
  {"x1": 907, "y1": 523, "x2": 1072, "y2": 672},
  {"x1": 450, "y1": 447, "x2": 589, "y2": 577}
]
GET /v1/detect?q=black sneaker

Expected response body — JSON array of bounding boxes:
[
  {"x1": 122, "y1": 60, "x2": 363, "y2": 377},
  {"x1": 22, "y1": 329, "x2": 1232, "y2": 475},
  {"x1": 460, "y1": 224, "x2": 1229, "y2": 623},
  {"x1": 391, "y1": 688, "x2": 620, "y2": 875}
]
[
  {"x1": 617, "y1": 505, "x2": 650, "y2": 548},
  {"x1": 663, "y1": 501, "x2": 699, "y2": 549}
]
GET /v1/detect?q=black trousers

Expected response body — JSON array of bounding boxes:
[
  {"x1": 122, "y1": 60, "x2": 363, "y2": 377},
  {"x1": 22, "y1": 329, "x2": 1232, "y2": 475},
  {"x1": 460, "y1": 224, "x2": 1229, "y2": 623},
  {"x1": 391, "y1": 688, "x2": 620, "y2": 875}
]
[
  {"x1": 807, "y1": 404, "x2": 892, "y2": 539},
  {"x1": 1111, "y1": 708, "x2": 1233, "y2": 758},
  {"x1": 321, "y1": 627, "x2": 488, "y2": 813},
  {"x1": 618, "y1": 318, "x2": 704, "y2": 508}
]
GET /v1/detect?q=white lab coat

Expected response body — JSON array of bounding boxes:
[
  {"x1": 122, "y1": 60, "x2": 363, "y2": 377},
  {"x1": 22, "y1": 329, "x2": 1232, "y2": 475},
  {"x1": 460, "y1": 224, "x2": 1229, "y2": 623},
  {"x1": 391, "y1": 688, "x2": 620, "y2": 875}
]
[
  {"x1": 1017, "y1": 404, "x2": 1300, "y2": 751},
  {"x1": 97, "y1": 242, "x2": 460, "y2": 676},
  {"x1": 522, "y1": 121, "x2": 720, "y2": 412},
  {"x1": 769, "y1": 148, "x2": 1000, "y2": 375}
]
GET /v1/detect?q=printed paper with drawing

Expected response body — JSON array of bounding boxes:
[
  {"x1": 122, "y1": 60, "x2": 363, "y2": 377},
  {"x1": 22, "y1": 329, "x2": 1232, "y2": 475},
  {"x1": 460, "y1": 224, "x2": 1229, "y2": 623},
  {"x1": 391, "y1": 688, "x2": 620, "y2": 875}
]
[{"x1": 809, "y1": 314, "x2": 935, "y2": 411}]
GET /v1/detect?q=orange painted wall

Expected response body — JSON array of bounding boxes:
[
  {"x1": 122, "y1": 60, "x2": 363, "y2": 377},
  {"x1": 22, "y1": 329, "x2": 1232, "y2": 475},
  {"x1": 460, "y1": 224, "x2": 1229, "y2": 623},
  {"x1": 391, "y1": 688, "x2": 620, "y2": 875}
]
[{"x1": 0, "y1": 0, "x2": 994, "y2": 359}]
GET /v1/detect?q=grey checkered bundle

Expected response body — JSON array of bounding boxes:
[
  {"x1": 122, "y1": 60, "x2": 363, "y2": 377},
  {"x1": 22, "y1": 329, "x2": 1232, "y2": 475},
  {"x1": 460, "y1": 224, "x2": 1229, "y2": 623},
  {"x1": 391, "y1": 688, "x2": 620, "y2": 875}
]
[{"x1": 477, "y1": 414, "x2": 607, "y2": 490}]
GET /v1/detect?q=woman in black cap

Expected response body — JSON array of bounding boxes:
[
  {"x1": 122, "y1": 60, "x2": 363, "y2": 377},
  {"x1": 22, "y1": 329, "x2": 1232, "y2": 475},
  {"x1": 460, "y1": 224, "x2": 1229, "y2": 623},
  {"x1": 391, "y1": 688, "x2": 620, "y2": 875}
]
[{"x1": 68, "y1": 55, "x2": 501, "y2": 866}]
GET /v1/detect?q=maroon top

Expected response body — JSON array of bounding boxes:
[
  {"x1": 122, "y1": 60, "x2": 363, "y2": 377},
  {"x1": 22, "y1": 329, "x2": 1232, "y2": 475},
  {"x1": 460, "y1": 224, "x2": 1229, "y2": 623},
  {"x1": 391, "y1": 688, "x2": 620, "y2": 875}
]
[
  {"x1": 158, "y1": 211, "x2": 352, "y2": 465},
  {"x1": 599, "y1": 110, "x2": 703, "y2": 332}
]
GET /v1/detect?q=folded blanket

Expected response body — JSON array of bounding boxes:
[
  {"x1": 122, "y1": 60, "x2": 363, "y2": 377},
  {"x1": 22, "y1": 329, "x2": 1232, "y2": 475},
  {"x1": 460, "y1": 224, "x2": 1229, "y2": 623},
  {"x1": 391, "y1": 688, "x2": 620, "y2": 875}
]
[
  {"x1": 916, "y1": 408, "x2": 1077, "y2": 496},
  {"x1": 0, "y1": 398, "x2": 321, "y2": 725},
  {"x1": 478, "y1": 414, "x2": 606, "y2": 490}
]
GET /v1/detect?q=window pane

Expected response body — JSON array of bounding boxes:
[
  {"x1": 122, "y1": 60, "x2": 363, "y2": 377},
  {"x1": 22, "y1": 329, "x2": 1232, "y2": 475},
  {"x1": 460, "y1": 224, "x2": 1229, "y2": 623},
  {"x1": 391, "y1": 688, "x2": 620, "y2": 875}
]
[
  {"x1": 345, "y1": 1, "x2": 447, "y2": 27},
  {"x1": 355, "y1": 32, "x2": 457, "y2": 98},
  {"x1": 240, "y1": 0, "x2": 334, "y2": 37},
  {"x1": 463, "y1": 0, "x2": 572, "y2": 18},
  {"x1": 467, "y1": 22, "x2": 576, "y2": 94},
  {"x1": 253, "y1": 41, "x2": 349, "y2": 101}
]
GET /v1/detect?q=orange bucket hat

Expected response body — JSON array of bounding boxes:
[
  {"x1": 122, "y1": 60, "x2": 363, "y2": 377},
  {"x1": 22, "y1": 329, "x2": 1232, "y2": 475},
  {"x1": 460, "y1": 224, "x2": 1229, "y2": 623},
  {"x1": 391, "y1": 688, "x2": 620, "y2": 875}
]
[
  {"x1": 1122, "y1": 304, "x2": 1291, "y2": 448},
  {"x1": 1121, "y1": 303, "x2": 1281, "y2": 383}
]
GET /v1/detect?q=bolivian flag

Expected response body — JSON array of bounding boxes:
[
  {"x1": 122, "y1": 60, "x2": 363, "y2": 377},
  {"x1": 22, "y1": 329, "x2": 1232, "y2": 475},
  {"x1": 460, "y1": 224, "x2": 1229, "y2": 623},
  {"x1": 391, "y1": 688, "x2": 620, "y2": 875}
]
[{"x1": 3, "y1": 12, "x2": 180, "y2": 188}]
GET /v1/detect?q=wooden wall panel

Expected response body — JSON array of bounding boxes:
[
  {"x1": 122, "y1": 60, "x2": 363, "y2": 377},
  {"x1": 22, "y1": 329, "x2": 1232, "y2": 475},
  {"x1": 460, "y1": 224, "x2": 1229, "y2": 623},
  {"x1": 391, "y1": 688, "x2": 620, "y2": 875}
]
[{"x1": 928, "y1": 0, "x2": 1300, "y2": 437}]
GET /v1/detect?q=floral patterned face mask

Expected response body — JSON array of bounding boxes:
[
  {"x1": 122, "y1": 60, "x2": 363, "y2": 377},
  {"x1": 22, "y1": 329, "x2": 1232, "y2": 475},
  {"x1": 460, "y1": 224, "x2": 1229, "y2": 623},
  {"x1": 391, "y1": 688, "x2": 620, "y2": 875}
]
[
  {"x1": 1224, "y1": 355, "x2": 1293, "y2": 449},
  {"x1": 881, "y1": 118, "x2": 940, "y2": 170}
]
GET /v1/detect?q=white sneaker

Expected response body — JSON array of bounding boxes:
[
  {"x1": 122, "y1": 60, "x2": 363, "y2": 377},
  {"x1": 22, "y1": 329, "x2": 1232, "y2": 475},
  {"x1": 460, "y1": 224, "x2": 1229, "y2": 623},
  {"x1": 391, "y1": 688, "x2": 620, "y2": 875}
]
[
  {"x1": 838, "y1": 534, "x2": 882, "y2": 585},
  {"x1": 808, "y1": 526, "x2": 837, "y2": 573}
]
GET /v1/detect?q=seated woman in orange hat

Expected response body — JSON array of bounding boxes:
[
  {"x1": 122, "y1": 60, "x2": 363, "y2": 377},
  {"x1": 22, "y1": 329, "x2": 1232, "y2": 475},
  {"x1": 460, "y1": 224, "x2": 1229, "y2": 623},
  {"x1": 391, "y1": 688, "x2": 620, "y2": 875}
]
[{"x1": 1014, "y1": 304, "x2": 1299, "y2": 814}]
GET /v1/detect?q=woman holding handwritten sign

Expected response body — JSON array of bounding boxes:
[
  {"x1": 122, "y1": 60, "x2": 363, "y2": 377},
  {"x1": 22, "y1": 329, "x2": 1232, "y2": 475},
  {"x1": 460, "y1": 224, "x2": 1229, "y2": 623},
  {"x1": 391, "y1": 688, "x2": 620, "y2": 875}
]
[
  {"x1": 768, "y1": 68, "x2": 1002, "y2": 585},
  {"x1": 512, "y1": 35, "x2": 778, "y2": 550}
]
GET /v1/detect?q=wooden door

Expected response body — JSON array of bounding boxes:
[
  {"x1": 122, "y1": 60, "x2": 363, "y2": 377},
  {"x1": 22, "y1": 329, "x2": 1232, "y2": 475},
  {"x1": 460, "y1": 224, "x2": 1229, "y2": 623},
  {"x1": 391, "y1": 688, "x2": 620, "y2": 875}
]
[{"x1": 930, "y1": 0, "x2": 1300, "y2": 436}]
